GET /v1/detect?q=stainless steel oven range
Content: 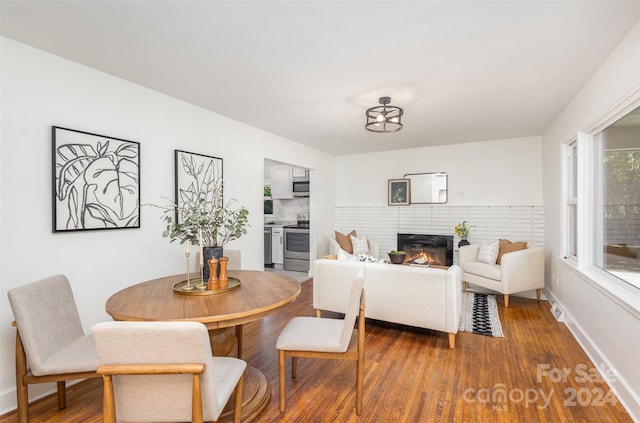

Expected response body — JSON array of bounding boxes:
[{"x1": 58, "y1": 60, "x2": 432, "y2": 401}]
[{"x1": 283, "y1": 220, "x2": 310, "y2": 272}]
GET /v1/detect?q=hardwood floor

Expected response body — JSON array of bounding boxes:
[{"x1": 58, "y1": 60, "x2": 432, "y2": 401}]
[{"x1": 1, "y1": 280, "x2": 632, "y2": 422}]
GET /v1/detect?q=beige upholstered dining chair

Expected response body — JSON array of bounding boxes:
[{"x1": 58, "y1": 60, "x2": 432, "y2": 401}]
[
  {"x1": 7, "y1": 274, "x2": 101, "y2": 423},
  {"x1": 93, "y1": 321, "x2": 246, "y2": 423},
  {"x1": 276, "y1": 270, "x2": 365, "y2": 415}
]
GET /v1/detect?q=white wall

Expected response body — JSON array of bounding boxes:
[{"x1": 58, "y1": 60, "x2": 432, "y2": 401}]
[
  {"x1": 331, "y1": 136, "x2": 544, "y2": 259},
  {"x1": 0, "y1": 37, "x2": 336, "y2": 413},
  {"x1": 541, "y1": 22, "x2": 640, "y2": 420},
  {"x1": 336, "y1": 136, "x2": 543, "y2": 207}
]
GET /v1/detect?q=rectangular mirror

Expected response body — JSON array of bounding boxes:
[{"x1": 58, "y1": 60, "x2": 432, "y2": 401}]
[{"x1": 404, "y1": 172, "x2": 448, "y2": 204}]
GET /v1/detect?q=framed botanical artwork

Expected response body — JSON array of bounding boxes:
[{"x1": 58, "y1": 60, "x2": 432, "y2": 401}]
[
  {"x1": 174, "y1": 150, "x2": 223, "y2": 224},
  {"x1": 388, "y1": 178, "x2": 411, "y2": 206},
  {"x1": 52, "y1": 126, "x2": 140, "y2": 232}
]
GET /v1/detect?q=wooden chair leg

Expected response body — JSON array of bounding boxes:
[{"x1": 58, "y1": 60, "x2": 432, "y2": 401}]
[
  {"x1": 316, "y1": 309, "x2": 321, "y2": 318},
  {"x1": 278, "y1": 350, "x2": 286, "y2": 413},
  {"x1": 235, "y1": 325, "x2": 243, "y2": 359},
  {"x1": 448, "y1": 333, "x2": 456, "y2": 348},
  {"x1": 536, "y1": 289, "x2": 541, "y2": 302},
  {"x1": 56, "y1": 381, "x2": 66, "y2": 409},
  {"x1": 356, "y1": 308, "x2": 365, "y2": 415},
  {"x1": 504, "y1": 294, "x2": 509, "y2": 308},
  {"x1": 233, "y1": 372, "x2": 244, "y2": 423},
  {"x1": 15, "y1": 330, "x2": 29, "y2": 423},
  {"x1": 356, "y1": 356, "x2": 363, "y2": 415},
  {"x1": 103, "y1": 375, "x2": 116, "y2": 423},
  {"x1": 462, "y1": 281, "x2": 467, "y2": 292},
  {"x1": 191, "y1": 374, "x2": 203, "y2": 423},
  {"x1": 291, "y1": 357, "x2": 297, "y2": 379}
]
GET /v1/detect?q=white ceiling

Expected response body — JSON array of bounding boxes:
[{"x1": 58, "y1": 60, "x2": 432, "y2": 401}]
[{"x1": 1, "y1": 1, "x2": 638, "y2": 155}]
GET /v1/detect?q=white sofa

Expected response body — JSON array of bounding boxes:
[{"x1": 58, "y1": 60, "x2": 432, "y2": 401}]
[
  {"x1": 313, "y1": 259, "x2": 462, "y2": 348},
  {"x1": 458, "y1": 244, "x2": 544, "y2": 307}
]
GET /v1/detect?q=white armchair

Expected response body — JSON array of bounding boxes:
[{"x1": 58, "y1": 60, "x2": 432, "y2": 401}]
[{"x1": 458, "y1": 244, "x2": 544, "y2": 307}]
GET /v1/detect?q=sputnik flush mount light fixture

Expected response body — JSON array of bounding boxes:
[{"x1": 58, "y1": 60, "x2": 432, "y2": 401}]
[{"x1": 365, "y1": 96, "x2": 404, "y2": 133}]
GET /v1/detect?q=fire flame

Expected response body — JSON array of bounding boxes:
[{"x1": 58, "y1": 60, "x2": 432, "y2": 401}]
[{"x1": 408, "y1": 252, "x2": 434, "y2": 264}]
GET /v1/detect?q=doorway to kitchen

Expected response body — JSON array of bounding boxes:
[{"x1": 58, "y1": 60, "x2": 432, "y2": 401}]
[{"x1": 264, "y1": 158, "x2": 310, "y2": 282}]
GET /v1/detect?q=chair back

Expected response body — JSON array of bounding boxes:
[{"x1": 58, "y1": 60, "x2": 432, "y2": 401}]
[
  {"x1": 339, "y1": 269, "x2": 365, "y2": 349},
  {"x1": 93, "y1": 321, "x2": 223, "y2": 422},
  {"x1": 8, "y1": 274, "x2": 87, "y2": 375}
]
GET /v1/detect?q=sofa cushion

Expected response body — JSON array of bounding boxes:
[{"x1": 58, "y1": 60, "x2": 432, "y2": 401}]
[
  {"x1": 335, "y1": 230, "x2": 356, "y2": 254},
  {"x1": 478, "y1": 240, "x2": 499, "y2": 264},
  {"x1": 356, "y1": 253, "x2": 384, "y2": 263},
  {"x1": 337, "y1": 248, "x2": 355, "y2": 261},
  {"x1": 350, "y1": 235, "x2": 369, "y2": 255},
  {"x1": 464, "y1": 261, "x2": 501, "y2": 281},
  {"x1": 497, "y1": 239, "x2": 528, "y2": 264}
]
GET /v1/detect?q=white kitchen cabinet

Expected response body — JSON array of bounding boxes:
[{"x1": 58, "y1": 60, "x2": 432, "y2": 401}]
[
  {"x1": 272, "y1": 227, "x2": 284, "y2": 264},
  {"x1": 292, "y1": 166, "x2": 308, "y2": 178},
  {"x1": 271, "y1": 166, "x2": 292, "y2": 199}
]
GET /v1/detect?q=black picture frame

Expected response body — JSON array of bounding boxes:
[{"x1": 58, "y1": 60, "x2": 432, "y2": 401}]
[
  {"x1": 174, "y1": 150, "x2": 223, "y2": 224},
  {"x1": 388, "y1": 178, "x2": 411, "y2": 206},
  {"x1": 52, "y1": 126, "x2": 140, "y2": 232}
]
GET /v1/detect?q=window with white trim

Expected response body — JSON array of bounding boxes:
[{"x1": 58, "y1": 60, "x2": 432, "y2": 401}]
[
  {"x1": 592, "y1": 106, "x2": 640, "y2": 289},
  {"x1": 566, "y1": 141, "x2": 578, "y2": 259},
  {"x1": 570, "y1": 104, "x2": 640, "y2": 291}
]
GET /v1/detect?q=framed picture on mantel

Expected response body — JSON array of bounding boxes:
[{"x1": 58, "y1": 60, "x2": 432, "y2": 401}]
[{"x1": 388, "y1": 178, "x2": 410, "y2": 206}]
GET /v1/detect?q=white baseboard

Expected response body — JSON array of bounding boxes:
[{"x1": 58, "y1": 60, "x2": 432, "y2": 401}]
[{"x1": 544, "y1": 289, "x2": 640, "y2": 423}]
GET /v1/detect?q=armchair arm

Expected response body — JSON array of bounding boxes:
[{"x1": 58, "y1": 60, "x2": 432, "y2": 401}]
[
  {"x1": 97, "y1": 363, "x2": 205, "y2": 376},
  {"x1": 458, "y1": 244, "x2": 480, "y2": 270},
  {"x1": 500, "y1": 247, "x2": 545, "y2": 293}
]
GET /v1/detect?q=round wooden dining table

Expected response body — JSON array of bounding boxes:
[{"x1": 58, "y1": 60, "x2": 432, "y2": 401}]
[{"x1": 105, "y1": 270, "x2": 301, "y2": 423}]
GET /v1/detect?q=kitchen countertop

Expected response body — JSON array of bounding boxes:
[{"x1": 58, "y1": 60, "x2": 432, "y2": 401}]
[{"x1": 264, "y1": 220, "x2": 296, "y2": 228}]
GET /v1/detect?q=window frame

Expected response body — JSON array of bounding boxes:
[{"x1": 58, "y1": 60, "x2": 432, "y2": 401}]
[
  {"x1": 564, "y1": 141, "x2": 578, "y2": 261},
  {"x1": 563, "y1": 93, "x2": 640, "y2": 313}
]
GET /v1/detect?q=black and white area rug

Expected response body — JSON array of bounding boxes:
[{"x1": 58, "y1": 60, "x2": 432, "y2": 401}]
[{"x1": 459, "y1": 293, "x2": 504, "y2": 338}]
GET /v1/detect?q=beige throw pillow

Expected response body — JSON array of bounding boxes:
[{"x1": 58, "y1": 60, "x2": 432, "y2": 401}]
[
  {"x1": 335, "y1": 230, "x2": 356, "y2": 254},
  {"x1": 497, "y1": 239, "x2": 528, "y2": 264}
]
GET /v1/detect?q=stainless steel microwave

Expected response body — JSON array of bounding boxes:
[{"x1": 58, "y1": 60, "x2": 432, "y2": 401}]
[{"x1": 292, "y1": 179, "x2": 309, "y2": 197}]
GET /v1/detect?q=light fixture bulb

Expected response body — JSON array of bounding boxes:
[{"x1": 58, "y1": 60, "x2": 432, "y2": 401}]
[{"x1": 365, "y1": 96, "x2": 403, "y2": 132}]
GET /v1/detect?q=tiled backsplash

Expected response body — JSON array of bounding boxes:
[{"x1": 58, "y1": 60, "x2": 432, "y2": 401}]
[
  {"x1": 270, "y1": 197, "x2": 310, "y2": 222},
  {"x1": 335, "y1": 205, "x2": 544, "y2": 262}
]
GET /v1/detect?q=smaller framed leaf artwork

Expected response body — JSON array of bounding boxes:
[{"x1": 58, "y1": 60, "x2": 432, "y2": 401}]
[
  {"x1": 388, "y1": 178, "x2": 411, "y2": 206},
  {"x1": 174, "y1": 150, "x2": 223, "y2": 225},
  {"x1": 52, "y1": 126, "x2": 141, "y2": 232}
]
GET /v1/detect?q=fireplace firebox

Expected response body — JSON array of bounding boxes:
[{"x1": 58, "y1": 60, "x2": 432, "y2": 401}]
[{"x1": 397, "y1": 233, "x2": 453, "y2": 266}]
